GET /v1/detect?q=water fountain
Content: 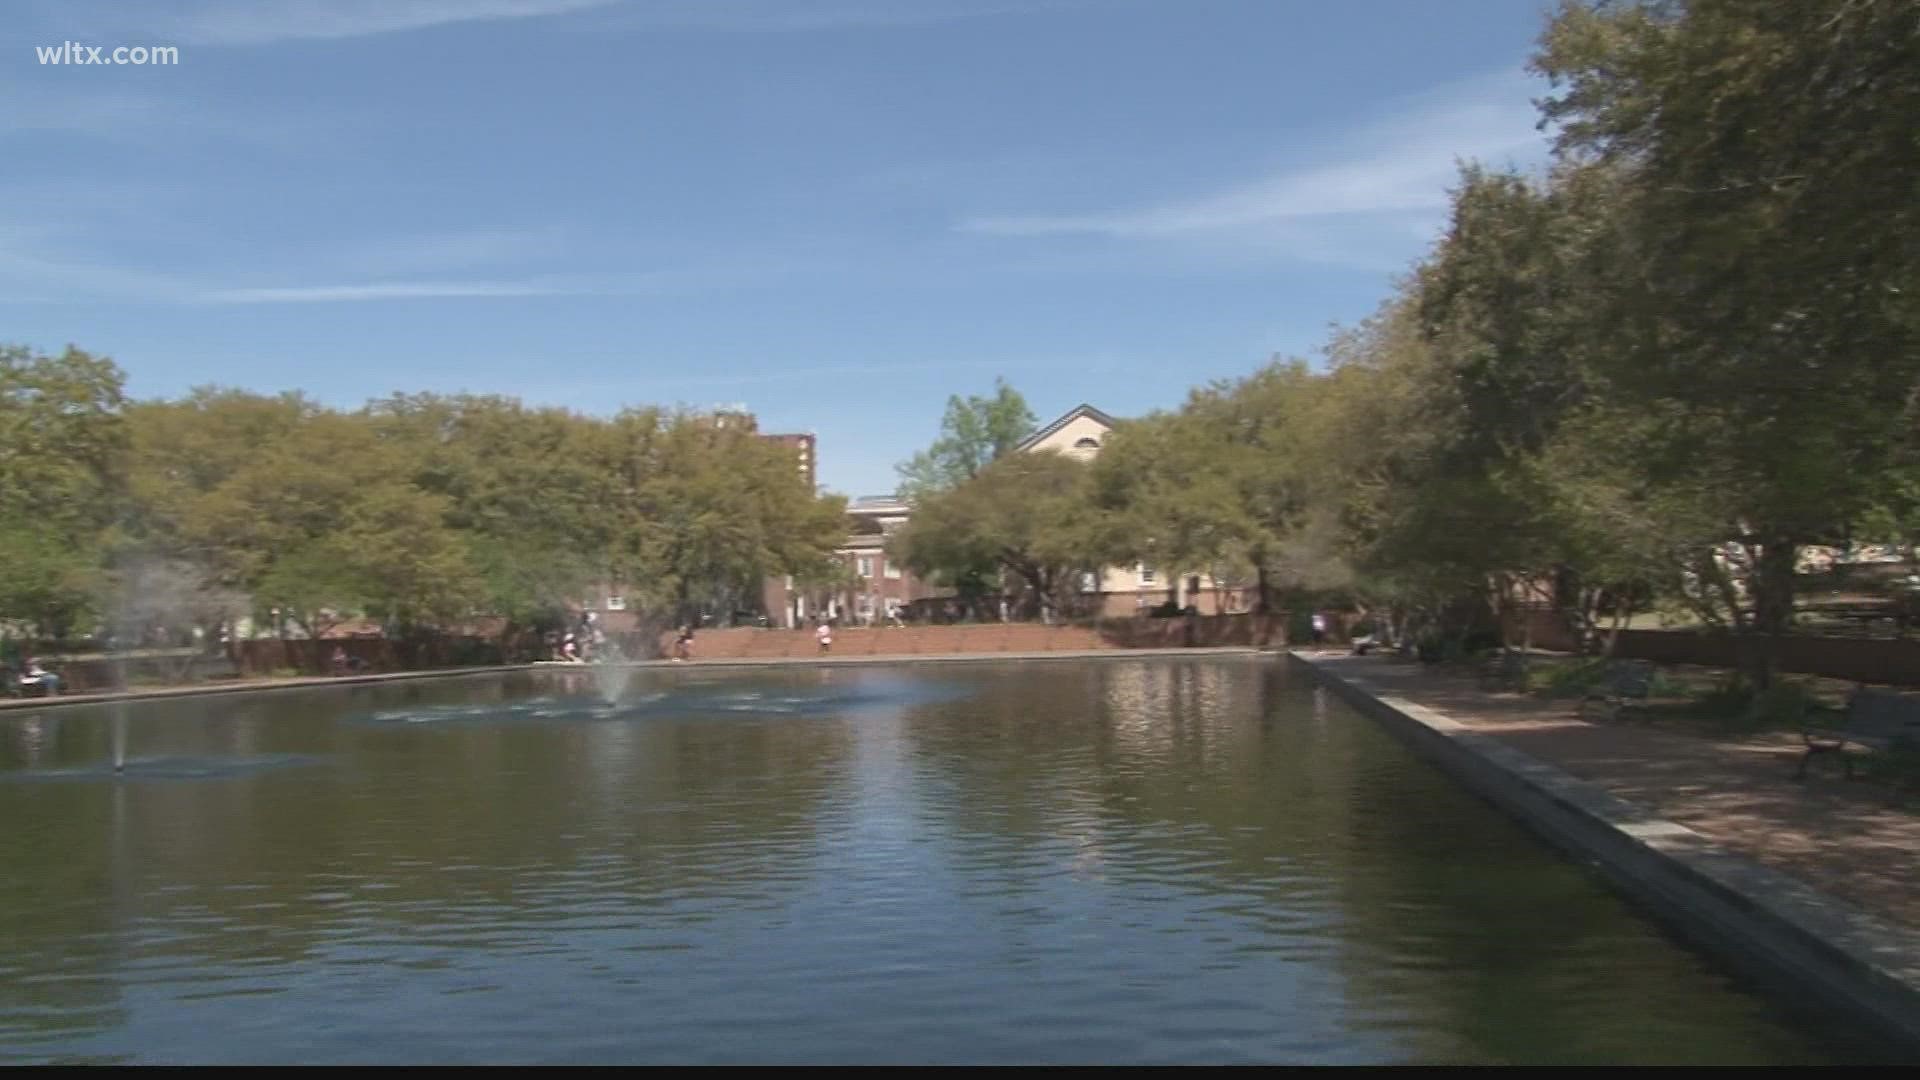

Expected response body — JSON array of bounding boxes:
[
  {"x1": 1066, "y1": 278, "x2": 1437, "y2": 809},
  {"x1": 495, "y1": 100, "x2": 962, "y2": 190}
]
[{"x1": 588, "y1": 635, "x2": 635, "y2": 706}]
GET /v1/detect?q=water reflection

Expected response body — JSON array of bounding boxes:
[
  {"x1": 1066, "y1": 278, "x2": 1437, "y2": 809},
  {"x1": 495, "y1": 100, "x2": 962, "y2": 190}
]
[{"x1": 0, "y1": 659, "x2": 1871, "y2": 1064}]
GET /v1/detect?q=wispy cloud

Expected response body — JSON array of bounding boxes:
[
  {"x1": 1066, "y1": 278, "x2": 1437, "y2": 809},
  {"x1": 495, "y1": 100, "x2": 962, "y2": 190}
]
[
  {"x1": 199, "y1": 261, "x2": 813, "y2": 304},
  {"x1": 635, "y1": 358, "x2": 1024, "y2": 389},
  {"x1": 0, "y1": 248, "x2": 197, "y2": 305},
  {"x1": 338, "y1": 227, "x2": 576, "y2": 277},
  {"x1": 594, "y1": 0, "x2": 1087, "y2": 33},
  {"x1": 960, "y1": 70, "x2": 1551, "y2": 240},
  {"x1": 25, "y1": 0, "x2": 1077, "y2": 46},
  {"x1": 0, "y1": 211, "x2": 809, "y2": 307},
  {"x1": 199, "y1": 280, "x2": 570, "y2": 304},
  {"x1": 107, "y1": 0, "x2": 621, "y2": 47},
  {"x1": 0, "y1": 77, "x2": 325, "y2": 153}
]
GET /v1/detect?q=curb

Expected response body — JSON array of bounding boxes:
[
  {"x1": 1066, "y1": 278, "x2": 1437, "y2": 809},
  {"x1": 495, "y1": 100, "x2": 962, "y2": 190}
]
[
  {"x1": 535, "y1": 647, "x2": 1269, "y2": 671},
  {"x1": 0, "y1": 664, "x2": 545, "y2": 713},
  {"x1": 3, "y1": 649, "x2": 1270, "y2": 713}
]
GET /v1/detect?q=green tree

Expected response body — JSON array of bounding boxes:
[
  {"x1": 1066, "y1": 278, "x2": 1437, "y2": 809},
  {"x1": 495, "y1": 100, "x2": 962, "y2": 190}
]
[
  {"x1": 361, "y1": 393, "x2": 618, "y2": 645},
  {"x1": 125, "y1": 393, "x2": 387, "y2": 592},
  {"x1": 1531, "y1": 0, "x2": 1920, "y2": 681},
  {"x1": 607, "y1": 410, "x2": 848, "y2": 629},
  {"x1": 0, "y1": 526, "x2": 102, "y2": 646},
  {"x1": 1090, "y1": 360, "x2": 1356, "y2": 615},
  {"x1": 1395, "y1": 162, "x2": 1627, "y2": 652},
  {"x1": 893, "y1": 450, "x2": 1101, "y2": 621},
  {"x1": 0, "y1": 344, "x2": 127, "y2": 643},
  {"x1": 252, "y1": 543, "x2": 369, "y2": 640},
  {"x1": 330, "y1": 483, "x2": 483, "y2": 631},
  {"x1": 0, "y1": 344, "x2": 128, "y2": 536},
  {"x1": 895, "y1": 378, "x2": 1038, "y2": 497}
]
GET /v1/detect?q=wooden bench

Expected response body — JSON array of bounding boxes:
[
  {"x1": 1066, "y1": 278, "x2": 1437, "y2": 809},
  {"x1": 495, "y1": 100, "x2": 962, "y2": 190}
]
[
  {"x1": 1796, "y1": 686, "x2": 1920, "y2": 781},
  {"x1": 1578, "y1": 660, "x2": 1655, "y2": 722}
]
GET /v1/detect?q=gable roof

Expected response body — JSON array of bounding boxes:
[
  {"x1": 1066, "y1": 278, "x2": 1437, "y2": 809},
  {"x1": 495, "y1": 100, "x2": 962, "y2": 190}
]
[{"x1": 1014, "y1": 404, "x2": 1119, "y2": 454}]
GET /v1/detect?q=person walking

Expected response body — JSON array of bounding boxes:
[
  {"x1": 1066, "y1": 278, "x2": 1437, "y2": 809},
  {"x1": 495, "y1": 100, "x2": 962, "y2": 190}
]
[{"x1": 816, "y1": 619, "x2": 833, "y2": 655}]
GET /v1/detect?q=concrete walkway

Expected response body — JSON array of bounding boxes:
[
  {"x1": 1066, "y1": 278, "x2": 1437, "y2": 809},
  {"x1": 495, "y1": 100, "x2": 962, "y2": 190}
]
[{"x1": 1299, "y1": 650, "x2": 1920, "y2": 933}]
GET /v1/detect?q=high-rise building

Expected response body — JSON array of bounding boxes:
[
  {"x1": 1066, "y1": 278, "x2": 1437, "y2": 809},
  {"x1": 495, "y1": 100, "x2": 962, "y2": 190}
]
[
  {"x1": 690, "y1": 404, "x2": 815, "y2": 489},
  {"x1": 759, "y1": 431, "x2": 816, "y2": 490}
]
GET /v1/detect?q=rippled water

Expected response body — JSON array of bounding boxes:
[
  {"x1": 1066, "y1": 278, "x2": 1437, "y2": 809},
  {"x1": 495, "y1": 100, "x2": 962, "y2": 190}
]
[{"x1": 0, "y1": 658, "x2": 1866, "y2": 1064}]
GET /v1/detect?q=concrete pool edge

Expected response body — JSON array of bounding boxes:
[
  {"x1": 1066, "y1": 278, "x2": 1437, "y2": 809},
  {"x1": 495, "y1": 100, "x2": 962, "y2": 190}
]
[
  {"x1": 3, "y1": 647, "x2": 1271, "y2": 713},
  {"x1": 0, "y1": 664, "x2": 550, "y2": 712},
  {"x1": 534, "y1": 646, "x2": 1267, "y2": 672},
  {"x1": 1291, "y1": 651, "x2": 1920, "y2": 1054}
]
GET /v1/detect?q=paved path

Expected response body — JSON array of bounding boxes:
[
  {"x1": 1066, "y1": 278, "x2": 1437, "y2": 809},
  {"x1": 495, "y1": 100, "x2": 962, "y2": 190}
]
[{"x1": 1303, "y1": 651, "x2": 1920, "y2": 932}]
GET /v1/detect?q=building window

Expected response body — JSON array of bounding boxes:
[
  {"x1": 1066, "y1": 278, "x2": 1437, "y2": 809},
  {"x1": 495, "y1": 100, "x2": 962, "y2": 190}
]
[
  {"x1": 1138, "y1": 564, "x2": 1156, "y2": 585},
  {"x1": 857, "y1": 556, "x2": 874, "y2": 578},
  {"x1": 605, "y1": 595, "x2": 626, "y2": 611},
  {"x1": 1073, "y1": 437, "x2": 1100, "y2": 450},
  {"x1": 884, "y1": 559, "x2": 902, "y2": 580}
]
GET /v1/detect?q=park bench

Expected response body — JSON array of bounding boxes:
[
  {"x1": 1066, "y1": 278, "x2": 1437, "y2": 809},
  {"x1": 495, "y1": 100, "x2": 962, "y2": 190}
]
[
  {"x1": 1795, "y1": 686, "x2": 1920, "y2": 782},
  {"x1": 1349, "y1": 625, "x2": 1394, "y2": 656},
  {"x1": 1578, "y1": 659, "x2": 1655, "y2": 722}
]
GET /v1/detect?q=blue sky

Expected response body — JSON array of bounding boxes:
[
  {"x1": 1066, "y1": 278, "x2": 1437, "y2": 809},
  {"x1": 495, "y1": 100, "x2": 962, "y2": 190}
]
[{"x1": 3, "y1": 0, "x2": 1558, "y2": 497}]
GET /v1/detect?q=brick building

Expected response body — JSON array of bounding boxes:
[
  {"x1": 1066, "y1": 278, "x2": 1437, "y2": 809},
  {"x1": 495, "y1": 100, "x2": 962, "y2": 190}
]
[
  {"x1": 758, "y1": 431, "x2": 816, "y2": 490},
  {"x1": 761, "y1": 494, "x2": 938, "y2": 628}
]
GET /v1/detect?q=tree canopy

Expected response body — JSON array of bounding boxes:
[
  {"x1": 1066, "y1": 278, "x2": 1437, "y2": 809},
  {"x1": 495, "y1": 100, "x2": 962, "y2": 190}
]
[
  {"x1": 8, "y1": 1, "x2": 1917, "y2": 686},
  {"x1": 882, "y1": 0, "x2": 1920, "y2": 687},
  {"x1": 0, "y1": 361, "x2": 849, "y2": 655},
  {"x1": 894, "y1": 378, "x2": 1037, "y2": 497}
]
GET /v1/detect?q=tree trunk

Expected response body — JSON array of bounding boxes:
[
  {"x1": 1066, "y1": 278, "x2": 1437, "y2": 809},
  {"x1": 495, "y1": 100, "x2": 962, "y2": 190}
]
[
  {"x1": 1604, "y1": 599, "x2": 1627, "y2": 658},
  {"x1": 1519, "y1": 591, "x2": 1534, "y2": 681},
  {"x1": 1489, "y1": 572, "x2": 1515, "y2": 651},
  {"x1": 1700, "y1": 550, "x2": 1748, "y2": 633},
  {"x1": 1744, "y1": 537, "x2": 1798, "y2": 690}
]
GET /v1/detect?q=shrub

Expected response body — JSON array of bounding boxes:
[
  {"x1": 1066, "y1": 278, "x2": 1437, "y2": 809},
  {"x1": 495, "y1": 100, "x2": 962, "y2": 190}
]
[{"x1": 1747, "y1": 682, "x2": 1817, "y2": 731}]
